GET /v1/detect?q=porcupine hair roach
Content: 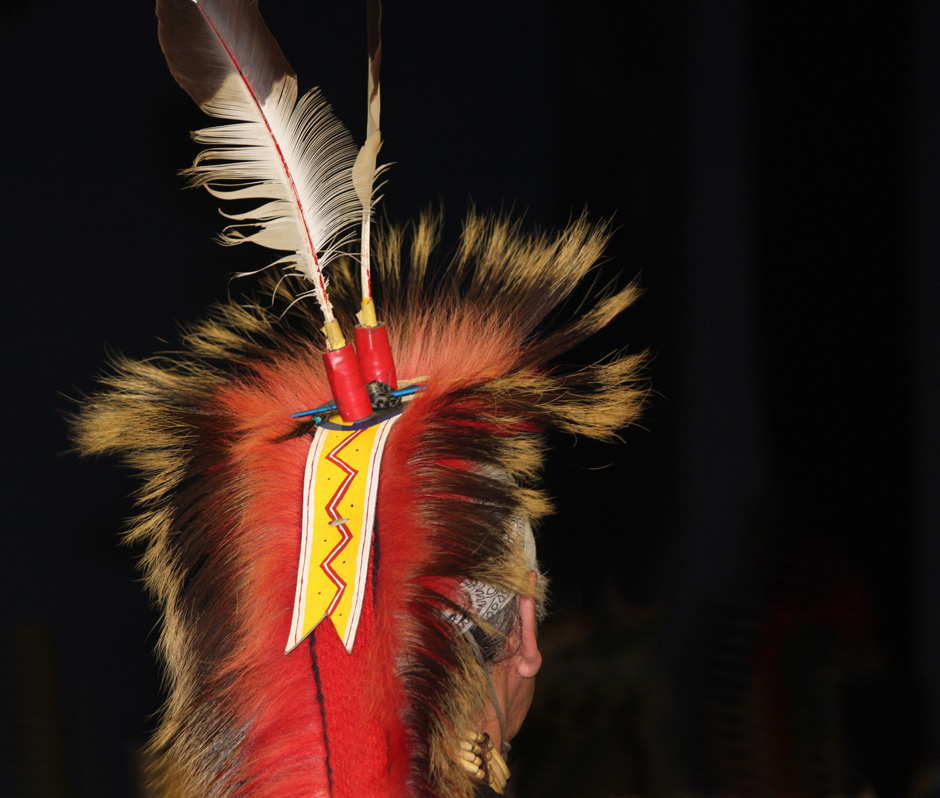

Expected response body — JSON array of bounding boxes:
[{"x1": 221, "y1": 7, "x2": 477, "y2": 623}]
[{"x1": 73, "y1": 211, "x2": 645, "y2": 797}]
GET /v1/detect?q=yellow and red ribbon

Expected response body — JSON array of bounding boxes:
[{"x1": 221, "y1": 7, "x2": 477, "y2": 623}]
[{"x1": 286, "y1": 413, "x2": 400, "y2": 653}]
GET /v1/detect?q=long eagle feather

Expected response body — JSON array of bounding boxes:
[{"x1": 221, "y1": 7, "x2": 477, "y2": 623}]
[{"x1": 157, "y1": 0, "x2": 362, "y2": 326}]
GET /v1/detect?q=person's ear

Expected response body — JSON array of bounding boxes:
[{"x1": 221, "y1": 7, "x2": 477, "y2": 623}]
[{"x1": 516, "y1": 570, "x2": 542, "y2": 678}]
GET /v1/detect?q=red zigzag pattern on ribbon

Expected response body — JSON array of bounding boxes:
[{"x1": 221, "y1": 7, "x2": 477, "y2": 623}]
[{"x1": 320, "y1": 429, "x2": 364, "y2": 616}]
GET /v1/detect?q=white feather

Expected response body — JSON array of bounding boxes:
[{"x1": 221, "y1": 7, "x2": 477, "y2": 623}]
[{"x1": 158, "y1": 0, "x2": 362, "y2": 324}]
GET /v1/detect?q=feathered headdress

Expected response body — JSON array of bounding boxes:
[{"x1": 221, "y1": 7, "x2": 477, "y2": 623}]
[{"x1": 74, "y1": 2, "x2": 645, "y2": 796}]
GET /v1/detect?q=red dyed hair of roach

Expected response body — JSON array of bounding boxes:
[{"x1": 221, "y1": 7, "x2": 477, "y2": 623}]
[
  {"x1": 203, "y1": 359, "x2": 519, "y2": 797},
  {"x1": 112, "y1": 322, "x2": 545, "y2": 797},
  {"x1": 370, "y1": 382, "x2": 543, "y2": 797},
  {"x1": 195, "y1": 355, "x2": 412, "y2": 798}
]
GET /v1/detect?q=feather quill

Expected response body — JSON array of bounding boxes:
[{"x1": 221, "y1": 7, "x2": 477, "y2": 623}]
[
  {"x1": 352, "y1": 0, "x2": 384, "y2": 324},
  {"x1": 157, "y1": 0, "x2": 362, "y2": 328}
]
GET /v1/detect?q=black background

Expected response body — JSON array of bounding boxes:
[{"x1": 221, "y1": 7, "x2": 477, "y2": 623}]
[{"x1": 2, "y1": 1, "x2": 937, "y2": 795}]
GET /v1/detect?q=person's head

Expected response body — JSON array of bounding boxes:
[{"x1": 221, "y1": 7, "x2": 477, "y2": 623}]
[
  {"x1": 470, "y1": 570, "x2": 543, "y2": 743},
  {"x1": 444, "y1": 567, "x2": 543, "y2": 793},
  {"x1": 446, "y1": 498, "x2": 545, "y2": 745}
]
